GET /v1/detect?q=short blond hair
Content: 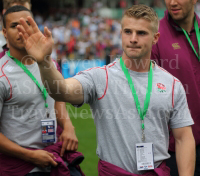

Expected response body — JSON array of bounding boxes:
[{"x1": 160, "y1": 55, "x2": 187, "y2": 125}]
[
  {"x1": 122, "y1": 4, "x2": 159, "y2": 33},
  {"x1": 3, "y1": 0, "x2": 31, "y2": 10}
]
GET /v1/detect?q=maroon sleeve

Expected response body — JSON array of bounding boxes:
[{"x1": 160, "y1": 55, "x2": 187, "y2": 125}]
[
  {"x1": 0, "y1": 50, "x2": 6, "y2": 59},
  {"x1": 151, "y1": 43, "x2": 161, "y2": 66}
]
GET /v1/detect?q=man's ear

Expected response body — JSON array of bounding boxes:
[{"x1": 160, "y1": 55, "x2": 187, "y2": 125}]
[
  {"x1": 3, "y1": 28, "x2": 7, "y2": 40},
  {"x1": 153, "y1": 32, "x2": 160, "y2": 45},
  {"x1": 2, "y1": 9, "x2": 6, "y2": 15}
]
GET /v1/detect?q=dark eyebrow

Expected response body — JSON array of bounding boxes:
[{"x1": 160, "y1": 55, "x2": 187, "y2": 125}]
[
  {"x1": 137, "y1": 30, "x2": 148, "y2": 33},
  {"x1": 123, "y1": 28, "x2": 131, "y2": 31}
]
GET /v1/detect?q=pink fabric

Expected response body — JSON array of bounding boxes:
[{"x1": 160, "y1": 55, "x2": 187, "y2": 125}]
[
  {"x1": 52, "y1": 60, "x2": 61, "y2": 73},
  {"x1": 56, "y1": 125, "x2": 63, "y2": 138},
  {"x1": 0, "y1": 142, "x2": 85, "y2": 176},
  {"x1": 98, "y1": 160, "x2": 170, "y2": 176},
  {"x1": 0, "y1": 48, "x2": 9, "y2": 59}
]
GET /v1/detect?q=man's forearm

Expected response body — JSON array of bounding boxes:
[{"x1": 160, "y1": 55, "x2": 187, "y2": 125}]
[
  {"x1": 38, "y1": 57, "x2": 67, "y2": 101},
  {"x1": 55, "y1": 101, "x2": 74, "y2": 130},
  {"x1": 0, "y1": 133, "x2": 33, "y2": 162},
  {"x1": 38, "y1": 57, "x2": 84, "y2": 105},
  {"x1": 175, "y1": 134, "x2": 195, "y2": 176},
  {"x1": 55, "y1": 101, "x2": 78, "y2": 152}
]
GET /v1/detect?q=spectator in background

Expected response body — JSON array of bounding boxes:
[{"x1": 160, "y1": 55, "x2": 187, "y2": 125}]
[
  {"x1": 95, "y1": 37, "x2": 105, "y2": 59},
  {"x1": 66, "y1": 35, "x2": 76, "y2": 59},
  {"x1": 151, "y1": 0, "x2": 199, "y2": 175},
  {"x1": 77, "y1": 37, "x2": 90, "y2": 59},
  {"x1": 119, "y1": 0, "x2": 127, "y2": 8},
  {"x1": 64, "y1": 25, "x2": 72, "y2": 44},
  {"x1": 82, "y1": 11, "x2": 90, "y2": 27},
  {"x1": 105, "y1": 38, "x2": 112, "y2": 64},
  {"x1": 151, "y1": 0, "x2": 166, "y2": 19}
]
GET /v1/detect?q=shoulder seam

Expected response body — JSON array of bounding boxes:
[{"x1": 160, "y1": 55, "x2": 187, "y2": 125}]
[
  {"x1": 1, "y1": 60, "x2": 12, "y2": 101},
  {"x1": 98, "y1": 65, "x2": 108, "y2": 100},
  {"x1": 108, "y1": 61, "x2": 117, "y2": 68},
  {"x1": 157, "y1": 65, "x2": 174, "y2": 78},
  {"x1": 77, "y1": 66, "x2": 105, "y2": 75}
]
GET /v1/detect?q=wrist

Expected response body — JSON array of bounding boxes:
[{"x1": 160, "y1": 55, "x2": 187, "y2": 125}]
[
  {"x1": 63, "y1": 122, "x2": 75, "y2": 131},
  {"x1": 38, "y1": 55, "x2": 53, "y2": 68},
  {"x1": 22, "y1": 149, "x2": 34, "y2": 162}
]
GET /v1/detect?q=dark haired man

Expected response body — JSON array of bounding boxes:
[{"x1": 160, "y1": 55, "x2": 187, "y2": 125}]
[{"x1": 0, "y1": 6, "x2": 83, "y2": 176}]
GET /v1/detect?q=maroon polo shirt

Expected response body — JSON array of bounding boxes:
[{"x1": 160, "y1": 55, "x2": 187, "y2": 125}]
[
  {"x1": 151, "y1": 11, "x2": 200, "y2": 151},
  {"x1": 0, "y1": 45, "x2": 9, "y2": 58}
]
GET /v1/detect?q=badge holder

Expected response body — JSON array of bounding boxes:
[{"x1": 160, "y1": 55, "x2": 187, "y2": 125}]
[
  {"x1": 136, "y1": 142, "x2": 154, "y2": 171},
  {"x1": 41, "y1": 110, "x2": 56, "y2": 143}
]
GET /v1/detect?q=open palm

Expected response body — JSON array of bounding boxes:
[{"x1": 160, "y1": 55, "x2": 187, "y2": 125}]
[{"x1": 17, "y1": 16, "x2": 54, "y2": 63}]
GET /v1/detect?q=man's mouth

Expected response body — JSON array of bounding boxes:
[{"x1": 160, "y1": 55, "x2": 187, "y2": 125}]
[{"x1": 171, "y1": 9, "x2": 181, "y2": 14}]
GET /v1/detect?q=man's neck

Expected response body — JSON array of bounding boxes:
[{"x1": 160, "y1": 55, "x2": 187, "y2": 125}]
[
  {"x1": 9, "y1": 48, "x2": 35, "y2": 65},
  {"x1": 175, "y1": 11, "x2": 195, "y2": 33},
  {"x1": 122, "y1": 53, "x2": 152, "y2": 72}
]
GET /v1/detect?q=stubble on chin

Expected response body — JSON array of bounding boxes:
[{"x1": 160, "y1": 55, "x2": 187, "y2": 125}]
[{"x1": 123, "y1": 49, "x2": 141, "y2": 60}]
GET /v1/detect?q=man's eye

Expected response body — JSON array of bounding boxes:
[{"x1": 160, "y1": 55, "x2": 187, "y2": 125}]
[
  {"x1": 138, "y1": 31, "x2": 146, "y2": 35},
  {"x1": 11, "y1": 25, "x2": 17, "y2": 28},
  {"x1": 125, "y1": 30, "x2": 131, "y2": 34}
]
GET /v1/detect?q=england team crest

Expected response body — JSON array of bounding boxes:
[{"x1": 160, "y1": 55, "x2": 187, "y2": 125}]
[{"x1": 156, "y1": 83, "x2": 166, "y2": 93}]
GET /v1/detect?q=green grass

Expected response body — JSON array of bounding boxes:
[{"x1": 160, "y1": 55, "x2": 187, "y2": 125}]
[{"x1": 66, "y1": 103, "x2": 98, "y2": 176}]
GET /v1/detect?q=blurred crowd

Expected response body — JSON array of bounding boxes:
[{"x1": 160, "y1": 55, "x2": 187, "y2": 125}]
[
  {"x1": 47, "y1": 8, "x2": 123, "y2": 65},
  {"x1": 45, "y1": 7, "x2": 124, "y2": 67},
  {"x1": 37, "y1": 0, "x2": 166, "y2": 67}
]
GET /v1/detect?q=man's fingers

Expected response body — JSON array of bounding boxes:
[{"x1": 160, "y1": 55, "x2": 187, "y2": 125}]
[
  {"x1": 75, "y1": 142, "x2": 78, "y2": 150},
  {"x1": 70, "y1": 139, "x2": 78, "y2": 150},
  {"x1": 19, "y1": 17, "x2": 33, "y2": 36},
  {"x1": 60, "y1": 140, "x2": 67, "y2": 157},
  {"x1": 49, "y1": 157, "x2": 58, "y2": 167},
  {"x1": 46, "y1": 152, "x2": 57, "y2": 167},
  {"x1": 19, "y1": 32, "x2": 27, "y2": 45},
  {"x1": 17, "y1": 25, "x2": 29, "y2": 41},
  {"x1": 66, "y1": 140, "x2": 73, "y2": 151},
  {"x1": 27, "y1": 16, "x2": 40, "y2": 33},
  {"x1": 70, "y1": 141, "x2": 76, "y2": 151},
  {"x1": 47, "y1": 152, "x2": 54, "y2": 159},
  {"x1": 44, "y1": 27, "x2": 52, "y2": 38},
  {"x1": 17, "y1": 25, "x2": 26, "y2": 34}
]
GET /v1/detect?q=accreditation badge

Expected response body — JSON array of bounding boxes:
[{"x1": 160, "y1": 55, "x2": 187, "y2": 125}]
[
  {"x1": 136, "y1": 143, "x2": 154, "y2": 171},
  {"x1": 41, "y1": 119, "x2": 56, "y2": 143}
]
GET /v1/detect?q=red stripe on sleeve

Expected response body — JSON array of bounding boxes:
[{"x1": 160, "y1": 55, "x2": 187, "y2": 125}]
[{"x1": 1, "y1": 60, "x2": 12, "y2": 101}]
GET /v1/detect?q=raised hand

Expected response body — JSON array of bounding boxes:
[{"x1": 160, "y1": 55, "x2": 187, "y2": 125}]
[{"x1": 17, "y1": 16, "x2": 54, "y2": 63}]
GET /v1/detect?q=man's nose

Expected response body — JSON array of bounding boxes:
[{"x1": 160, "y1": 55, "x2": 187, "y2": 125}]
[
  {"x1": 130, "y1": 32, "x2": 138, "y2": 44},
  {"x1": 169, "y1": 0, "x2": 178, "y2": 6}
]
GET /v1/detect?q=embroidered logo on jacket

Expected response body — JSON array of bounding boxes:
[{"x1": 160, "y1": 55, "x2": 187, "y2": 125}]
[
  {"x1": 172, "y1": 43, "x2": 181, "y2": 50},
  {"x1": 156, "y1": 83, "x2": 166, "y2": 93}
]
